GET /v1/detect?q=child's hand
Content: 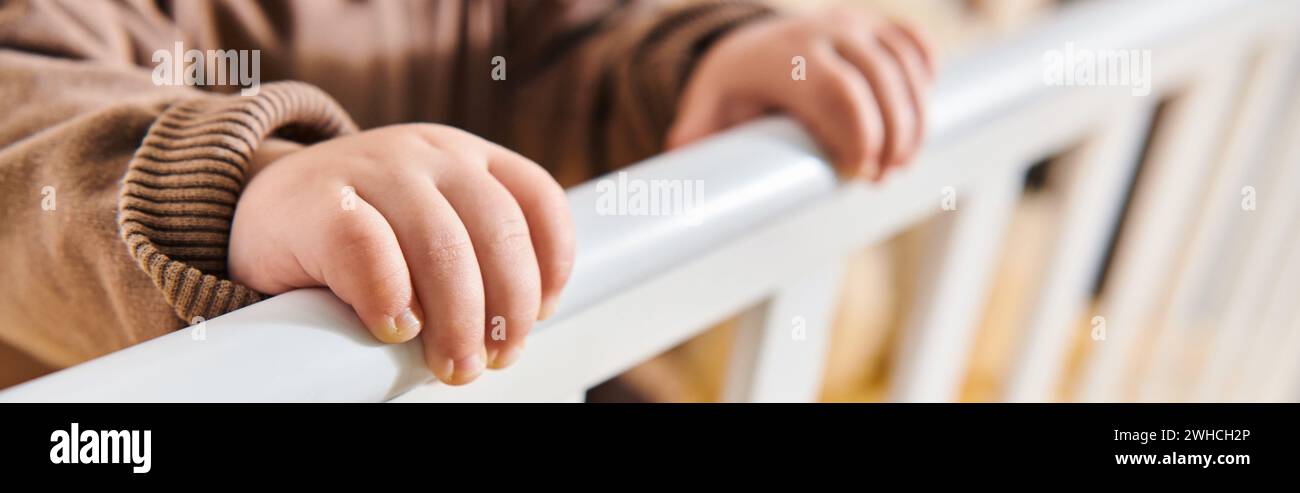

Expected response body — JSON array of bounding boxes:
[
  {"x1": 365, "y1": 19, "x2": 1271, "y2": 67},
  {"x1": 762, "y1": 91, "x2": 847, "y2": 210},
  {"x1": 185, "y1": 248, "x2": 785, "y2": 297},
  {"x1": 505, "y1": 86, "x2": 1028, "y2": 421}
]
[
  {"x1": 668, "y1": 8, "x2": 936, "y2": 180},
  {"x1": 229, "y1": 124, "x2": 575, "y2": 385}
]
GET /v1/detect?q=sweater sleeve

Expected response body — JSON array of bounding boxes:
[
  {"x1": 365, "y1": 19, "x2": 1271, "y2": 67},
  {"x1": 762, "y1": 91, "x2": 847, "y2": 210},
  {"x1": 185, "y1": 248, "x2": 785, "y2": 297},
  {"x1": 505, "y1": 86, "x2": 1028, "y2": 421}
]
[
  {"x1": 498, "y1": 0, "x2": 775, "y2": 185},
  {"x1": 0, "y1": 1, "x2": 356, "y2": 366}
]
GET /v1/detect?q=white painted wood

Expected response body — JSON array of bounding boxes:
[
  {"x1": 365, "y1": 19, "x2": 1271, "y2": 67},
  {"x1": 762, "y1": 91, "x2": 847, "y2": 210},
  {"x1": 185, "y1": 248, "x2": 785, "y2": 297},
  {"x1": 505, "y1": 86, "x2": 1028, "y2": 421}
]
[
  {"x1": 1238, "y1": 92, "x2": 1300, "y2": 402},
  {"x1": 563, "y1": 392, "x2": 588, "y2": 404},
  {"x1": 1003, "y1": 103, "x2": 1155, "y2": 402},
  {"x1": 1196, "y1": 101, "x2": 1300, "y2": 402},
  {"x1": 1074, "y1": 66, "x2": 1247, "y2": 403},
  {"x1": 1232, "y1": 220, "x2": 1300, "y2": 402},
  {"x1": 889, "y1": 170, "x2": 1022, "y2": 402},
  {"x1": 1193, "y1": 160, "x2": 1300, "y2": 401},
  {"x1": 721, "y1": 262, "x2": 844, "y2": 403},
  {"x1": 1257, "y1": 298, "x2": 1300, "y2": 402},
  {"x1": 1139, "y1": 82, "x2": 1300, "y2": 402}
]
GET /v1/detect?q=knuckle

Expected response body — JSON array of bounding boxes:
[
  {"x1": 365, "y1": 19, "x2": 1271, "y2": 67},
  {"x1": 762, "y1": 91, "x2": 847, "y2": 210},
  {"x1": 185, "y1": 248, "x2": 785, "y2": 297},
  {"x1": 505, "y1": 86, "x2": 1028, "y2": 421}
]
[
  {"x1": 825, "y1": 7, "x2": 871, "y2": 31},
  {"x1": 819, "y1": 76, "x2": 855, "y2": 103},
  {"x1": 520, "y1": 181, "x2": 571, "y2": 224},
  {"x1": 396, "y1": 129, "x2": 443, "y2": 156},
  {"x1": 817, "y1": 64, "x2": 860, "y2": 98},
  {"x1": 785, "y1": 25, "x2": 820, "y2": 46},
  {"x1": 825, "y1": 79, "x2": 874, "y2": 124},
  {"x1": 423, "y1": 233, "x2": 476, "y2": 267},
  {"x1": 489, "y1": 217, "x2": 532, "y2": 251},
  {"x1": 821, "y1": 6, "x2": 854, "y2": 22},
  {"x1": 409, "y1": 124, "x2": 484, "y2": 152},
  {"x1": 352, "y1": 144, "x2": 391, "y2": 166},
  {"x1": 395, "y1": 122, "x2": 449, "y2": 140},
  {"x1": 413, "y1": 122, "x2": 469, "y2": 140}
]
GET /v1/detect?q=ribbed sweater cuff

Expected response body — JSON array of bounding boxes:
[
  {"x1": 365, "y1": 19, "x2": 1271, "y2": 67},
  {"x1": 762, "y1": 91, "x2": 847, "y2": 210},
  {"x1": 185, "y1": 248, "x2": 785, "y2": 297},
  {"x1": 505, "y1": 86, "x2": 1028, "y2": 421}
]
[{"x1": 118, "y1": 81, "x2": 357, "y2": 322}]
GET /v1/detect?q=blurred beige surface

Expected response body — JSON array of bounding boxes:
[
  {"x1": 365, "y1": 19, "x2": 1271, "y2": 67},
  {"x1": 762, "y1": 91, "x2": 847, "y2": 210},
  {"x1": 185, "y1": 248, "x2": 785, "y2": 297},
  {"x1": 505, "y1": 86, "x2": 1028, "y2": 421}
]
[{"x1": 609, "y1": 0, "x2": 1066, "y2": 403}]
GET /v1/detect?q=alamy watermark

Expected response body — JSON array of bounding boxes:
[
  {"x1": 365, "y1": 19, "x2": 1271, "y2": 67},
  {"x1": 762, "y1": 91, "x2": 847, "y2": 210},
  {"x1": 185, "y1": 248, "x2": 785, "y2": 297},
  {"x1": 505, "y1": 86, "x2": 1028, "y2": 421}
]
[
  {"x1": 1092, "y1": 315, "x2": 1107, "y2": 341},
  {"x1": 595, "y1": 172, "x2": 704, "y2": 225},
  {"x1": 152, "y1": 42, "x2": 261, "y2": 96},
  {"x1": 941, "y1": 186, "x2": 957, "y2": 211},
  {"x1": 41, "y1": 185, "x2": 56, "y2": 212},
  {"x1": 50, "y1": 423, "x2": 151, "y2": 473},
  {"x1": 1043, "y1": 43, "x2": 1151, "y2": 97}
]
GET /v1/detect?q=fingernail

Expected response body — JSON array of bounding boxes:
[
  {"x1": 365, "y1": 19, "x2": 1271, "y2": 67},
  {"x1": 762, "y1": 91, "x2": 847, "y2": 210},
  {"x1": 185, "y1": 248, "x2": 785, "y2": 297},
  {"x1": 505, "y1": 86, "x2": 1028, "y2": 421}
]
[
  {"x1": 538, "y1": 298, "x2": 558, "y2": 321},
  {"x1": 441, "y1": 352, "x2": 485, "y2": 386},
  {"x1": 488, "y1": 345, "x2": 523, "y2": 370},
  {"x1": 393, "y1": 308, "x2": 421, "y2": 338},
  {"x1": 377, "y1": 309, "x2": 421, "y2": 343}
]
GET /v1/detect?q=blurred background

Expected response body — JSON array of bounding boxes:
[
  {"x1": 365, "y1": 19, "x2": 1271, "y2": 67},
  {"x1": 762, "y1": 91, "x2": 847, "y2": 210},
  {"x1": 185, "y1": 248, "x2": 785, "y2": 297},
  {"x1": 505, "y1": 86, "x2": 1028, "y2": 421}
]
[{"x1": 585, "y1": 0, "x2": 1300, "y2": 403}]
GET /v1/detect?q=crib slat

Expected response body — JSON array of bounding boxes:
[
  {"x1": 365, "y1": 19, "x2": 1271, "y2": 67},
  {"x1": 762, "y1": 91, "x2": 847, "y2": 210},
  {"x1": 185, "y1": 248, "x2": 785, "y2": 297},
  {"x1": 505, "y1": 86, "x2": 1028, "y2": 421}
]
[
  {"x1": 1074, "y1": 66, "x2": 1246, "y2": 402},
  {"x1": 1192, "y1": 127, "x2": 1300, "y2": 401},
  {"x1": 1180, "y1": 42, "x2": 1300, "y2": 401},
  {"x1": 1239, "y1": 91, "x2": 1300, "y2": 402},
  {"x1": 1140, "y1": 77, "x2": 1300, "y2": 401},
  {"x1": 1233, "y1": 221, "x2": 1300, "y2": 401},
  {"x1": 1003, "y1": 102, "x2": 1155, "y2": 402},
  {"x1": 721, "y1": 262, "x2": 844, "y2": 403},
  {"x1": 1196, "y1": 215, "x2": 1300, "y2": 402},
  {"x1": 1257, "y1": 294, "x2": 1300, "y2": 402},
  {"x1": 1192, "y1": 190, "x2": 1300, "y2": 401},
  {"x1": 889, "y1": 170, "x2": 1022, "y2": 402}
]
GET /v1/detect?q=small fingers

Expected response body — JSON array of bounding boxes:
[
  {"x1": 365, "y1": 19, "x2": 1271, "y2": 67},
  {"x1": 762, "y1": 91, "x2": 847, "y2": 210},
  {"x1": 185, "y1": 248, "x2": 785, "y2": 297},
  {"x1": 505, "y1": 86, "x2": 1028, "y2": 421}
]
[
  {"x1": 308, "y1": 194, "x2": 422, "y2": 344},
  {"x1": 485, "y1": 147, "x2": 576, "y2": 323},
  {"x1": 876, "y1": 23, "x2": 932, "y2": 167},
  {"x1": 368, "y1": 177, "x2": 487, "y2": 386},
  {"x1": 796, "y1": 46, "x2": 886, "y2": 178},
  {"x1": 833, "y1": 35, "x2": 918, "y2": 175},
  {"x1": 440, "y1": 169, "x2": 542, "y2": 371},
  {"x1": 889, "y1": 20, "x2": 938, "y2": 80}
]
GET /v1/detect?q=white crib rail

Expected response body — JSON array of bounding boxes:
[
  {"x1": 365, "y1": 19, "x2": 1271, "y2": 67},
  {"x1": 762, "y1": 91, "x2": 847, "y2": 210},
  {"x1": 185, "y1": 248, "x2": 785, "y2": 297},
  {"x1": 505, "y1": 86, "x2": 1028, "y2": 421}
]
[{"x1": 3, "y1": 0, "x2": 1298, "y2": 403}]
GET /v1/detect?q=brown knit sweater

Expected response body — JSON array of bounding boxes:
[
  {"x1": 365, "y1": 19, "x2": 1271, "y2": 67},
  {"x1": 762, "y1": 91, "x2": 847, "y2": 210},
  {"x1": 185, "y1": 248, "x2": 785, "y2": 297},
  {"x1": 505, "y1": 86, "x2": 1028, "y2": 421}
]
[{"x1": 0, "y1": 0, "x2": 771, "y2": 369}]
